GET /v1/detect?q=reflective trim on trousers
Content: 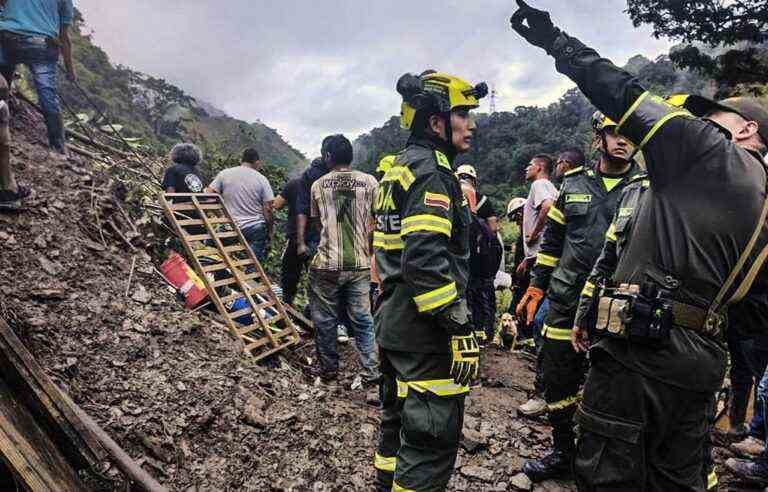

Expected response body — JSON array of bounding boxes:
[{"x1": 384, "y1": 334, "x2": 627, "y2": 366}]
[
  {"x1": 396, "y1": 378, "x2": 470, "y2": 397},
  {"x1": 548, "y1": 394, "x2": 580, "y2": 412},
  {"x1": 392, "y1": 481, "x2": 415, "y2": 492},
  {"x1": 374, "y1": 452, "x2": 397, "y2": 473}
]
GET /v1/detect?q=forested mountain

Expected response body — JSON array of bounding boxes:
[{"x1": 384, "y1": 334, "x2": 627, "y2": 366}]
[
  {"x1": 353, "y1": 54, "x2": 716, "y2": 204},
  {"x1": 51, "y1": 10, "x2": 306, "y2": 170}
]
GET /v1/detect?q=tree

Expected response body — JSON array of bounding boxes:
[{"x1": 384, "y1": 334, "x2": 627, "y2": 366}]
[{"x1": 625, "y1": 0, "x2": 768, "y2": 93}]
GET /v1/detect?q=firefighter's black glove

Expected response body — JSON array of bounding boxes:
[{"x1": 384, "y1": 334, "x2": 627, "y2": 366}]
[
  {"x1": 510, "y1": 0, "x2": 560, "y2": 53},
  {"x1": 437, "y1": 299, "x2": 473, "y2": 336}
]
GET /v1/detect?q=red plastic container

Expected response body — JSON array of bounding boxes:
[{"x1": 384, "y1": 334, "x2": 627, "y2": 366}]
[{"x1": 160, "y1": 252, "x2": 209, "y2": 309}]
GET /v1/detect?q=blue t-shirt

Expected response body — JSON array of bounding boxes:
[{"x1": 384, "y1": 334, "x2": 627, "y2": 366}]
[{"x1": 0, "y1": 0, "x2": 74, "y2": 39}]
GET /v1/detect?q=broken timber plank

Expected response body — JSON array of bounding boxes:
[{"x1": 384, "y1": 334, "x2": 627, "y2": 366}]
[
  {"x1": 0, "y1": 320, "x2": 106, "y2": 468},
  {"x1": 0, "y1": 377, "x2": 85, "y2": 491}
]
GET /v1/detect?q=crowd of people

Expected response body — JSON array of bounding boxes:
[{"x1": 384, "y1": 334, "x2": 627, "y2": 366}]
[{"x1": 5, "y1": 0, "x2": 768, "y2": 491}]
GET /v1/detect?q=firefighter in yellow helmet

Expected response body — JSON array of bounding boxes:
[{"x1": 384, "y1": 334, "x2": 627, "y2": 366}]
[{"x1": 373, "y1": 70, "x2": 486, "y2": 491}]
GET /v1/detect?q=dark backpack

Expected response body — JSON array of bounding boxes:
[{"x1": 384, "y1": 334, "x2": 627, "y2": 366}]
[{"x1": 469, "y1": 215, "x2": 503, "y2": 280}]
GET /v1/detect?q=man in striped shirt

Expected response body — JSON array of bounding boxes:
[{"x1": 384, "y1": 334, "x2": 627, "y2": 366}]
[{"x1": 308, "y1": 134, "x2": 379, "y2": 382}]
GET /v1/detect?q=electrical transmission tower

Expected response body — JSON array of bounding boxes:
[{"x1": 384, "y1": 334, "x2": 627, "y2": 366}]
[{"x1": 490, "y1": 86, "x2": 497, "y2": 114}]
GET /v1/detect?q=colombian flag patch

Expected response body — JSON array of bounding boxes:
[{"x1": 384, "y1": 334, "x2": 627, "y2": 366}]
[{"x1": 424, "y1": 192, "x2": 450, "y2": 211}]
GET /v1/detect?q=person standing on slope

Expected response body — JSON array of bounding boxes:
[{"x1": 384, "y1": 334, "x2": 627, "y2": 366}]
[{"x1": 373, "y1": 70, "x2": 487, "y2": 491}]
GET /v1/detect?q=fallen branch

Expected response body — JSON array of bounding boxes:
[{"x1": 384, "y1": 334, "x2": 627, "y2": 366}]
[{"x1": 57, "y1": 391, "x2": 168, "y2": 492}]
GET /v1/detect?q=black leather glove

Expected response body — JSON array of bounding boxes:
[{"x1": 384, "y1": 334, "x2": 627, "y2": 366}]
[
  {"x1": 437, "y1": 299, "x2": 474, "y2": 336},
  {"x1": 510, "y1": 0, "x2": 560, "y2": 53}
]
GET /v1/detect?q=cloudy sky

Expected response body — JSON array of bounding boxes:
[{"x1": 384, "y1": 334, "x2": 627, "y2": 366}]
[{"x1": 75, "y1": 0, "x2": 670, "y2": 157}]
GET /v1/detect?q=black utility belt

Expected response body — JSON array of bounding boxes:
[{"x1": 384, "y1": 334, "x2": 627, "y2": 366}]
[
  {"x1": 0, "y1": 32, "x2": 59, "y2": 48},
  {"x1": 595, "y1": 283, "x2": 724, "y2": 346}
]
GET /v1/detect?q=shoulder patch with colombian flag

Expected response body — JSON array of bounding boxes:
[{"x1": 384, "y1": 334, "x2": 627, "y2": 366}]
[{"x1": 424, "y1": 192, "x2": 451, "y2": 211}]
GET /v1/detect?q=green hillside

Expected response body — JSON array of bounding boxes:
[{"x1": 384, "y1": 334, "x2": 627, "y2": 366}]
[{"x1": 51, "y1": 10, "x2": 306, "y2": 170}]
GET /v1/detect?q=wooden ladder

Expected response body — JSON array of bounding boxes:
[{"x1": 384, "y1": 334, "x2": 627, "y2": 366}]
[{"x1": 160, "y1": 193, "x2": 300, "y2": 361}]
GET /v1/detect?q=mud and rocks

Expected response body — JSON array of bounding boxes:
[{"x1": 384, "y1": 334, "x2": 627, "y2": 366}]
[{"x1": 0, "y1": 101, "x2": 760, "y2": 491}]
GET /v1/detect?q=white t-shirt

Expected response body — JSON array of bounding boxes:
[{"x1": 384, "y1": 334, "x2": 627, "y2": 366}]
[
  {"x1": 522, "y1": 178, "x2": 558, "y2": 259},
  {"x1": 209, "y1": 165, "x2": 275, "y2": 230}
]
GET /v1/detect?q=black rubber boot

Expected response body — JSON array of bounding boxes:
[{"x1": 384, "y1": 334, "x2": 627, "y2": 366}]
[{"x1": 522, "y1": 450, "x2": 573, "y2": 483}]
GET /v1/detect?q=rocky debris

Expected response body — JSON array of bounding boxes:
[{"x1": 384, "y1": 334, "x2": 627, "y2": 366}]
[
  {"x1": 460, "y1": 465, "x2": 495, "y2": 482},
  {"x1": 533, "y1": 480, "x2": 577, "y2": 491},
  {"x1": 510, "y1": 472, "x2": 533, "y2": 490},
  {"x1": 0, "y1": 101, "x2": 744, "y2": 491}
]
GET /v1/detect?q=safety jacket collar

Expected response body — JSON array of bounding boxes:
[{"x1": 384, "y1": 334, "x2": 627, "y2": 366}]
[
  {"x1": 407, "y1": 134, "x2": 457, "y2": 165},
  {"x1": 588, "y1": 160, "x2": 641, "y2": 193}
]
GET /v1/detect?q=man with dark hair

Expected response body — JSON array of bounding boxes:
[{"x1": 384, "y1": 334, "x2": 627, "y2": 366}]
[
  {"x1": 162, "y1": 143, "x2": 205, "y2": 238},
  {"x1": 556, "y1": 148, "x2": 585, "y2": 180},
  {"x1": 274, "y1": 176, "x2": 307, "y2": 307},
  {"x1": 512, "y1": 1, "x2": 768, "y2": 488},
  {"x1": 296, "y1": 135, "x2": 336, "y2": 261},
  {"x1": 0, "y1": 75, "x2": 30, "y2": 211},
  {"x1": 0, "y1": 0, "x2": 76, "y2": 154},
  {"x1": 162, "y1": 143, "x2": 204, "y2": 194},
  {"x1": 242, "y1": 147, "x2": 260, "y2": 164},
  {"x1": 207, "y1": 147, "x2": 274, "y2": 263},
  {"x1": 308, "y1": 134, "x2": 379, "y2": 382}
]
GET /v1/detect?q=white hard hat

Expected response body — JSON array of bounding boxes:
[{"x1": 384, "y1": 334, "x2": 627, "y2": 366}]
[
  {"x1": 456, "y1": 164, "x2": 477, "y2": 180},
  {"x1": 507, "y1": 197, "x2": 526, "y2": 216}
]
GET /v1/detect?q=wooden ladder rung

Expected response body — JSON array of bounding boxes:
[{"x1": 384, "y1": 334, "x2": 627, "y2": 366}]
[
  {"x1": 223, "y1": 245, "x2": 246, "y2": 254},
  {"x1": 255, "y1": 300, "x2": 275, "y2": 312},
  {"x1": 241, "y1": 272, "x2": 262, "y2": 282},
  {"x1": 215, "y1": 231, "x2": 240, "y2": 239},
  {"x1": 208, "y1": 216, "x2": 232, "y2": 224},
  {"x1": 219, "y1": 291, "x2": 242, "y2": 305},
  {"x1": 219, "y1": 285, "x2": 266, "y2": 305},
  {"x1": 197, "y1": 204, "x2": 224, "y2": 210},
  {"x1": 202, "y1": 262, "x2": 228, "y2": 273},
  {"x1": 177, "y1": 219, "x2": 205, "y2": 226},
  {"x1": 169, "y1": 203, "x2": 198, "y2": 211},
  {"x1": 246, "y1": 338, "x2": 297, "y2": 357},
  {"x1": 229, "y1": 307, "x2": 253, "y2": 319},
  {"x1": 242, "y1": 330, "x2": 271, "y2": 346},
  {"x1": 185, "y1": 233, "x2": 212, "y2": 242},
  {"x1": 270, "y1": 326, "x2": 297, "y2": 339},
  {"x1": 193, "y1": 248, "x2": 220, "y2": 257},
  {"x1": 211, "y1": 277, "x2": 238, "y2": 288}
]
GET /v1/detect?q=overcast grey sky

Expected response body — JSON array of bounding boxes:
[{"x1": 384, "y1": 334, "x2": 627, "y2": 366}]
[{"x1": 75, "y1": 1, "x2": 670, "y2": 157}]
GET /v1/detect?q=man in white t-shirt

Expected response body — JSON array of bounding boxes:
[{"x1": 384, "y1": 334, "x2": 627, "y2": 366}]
[
  {"x1": 517, "y1": 154, "x2": 558, "y2": 418},
  {"x1": 520, "y1": 154, "x2": 558, "y2": 274},
  {"x1": 207, "y1": 148, "x2": 275, "y2": 263}
]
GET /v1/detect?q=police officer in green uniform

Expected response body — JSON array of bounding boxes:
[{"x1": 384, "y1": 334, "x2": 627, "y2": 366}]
[
  {"x1": 373, "y1": 70, "x2": 487, "y2": 491},
  {"x1": 516, "y1": 111, "x2": 642, "y2": 481},
  {"x1": 511, "y1": 1, "x2": 768, "y2": 489},
  {"x1": 573, "y1": 173, "x2": 720, "y2": 491}
]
